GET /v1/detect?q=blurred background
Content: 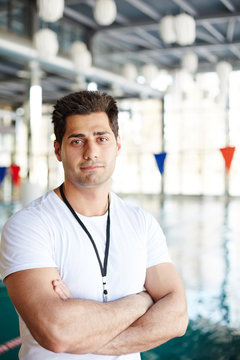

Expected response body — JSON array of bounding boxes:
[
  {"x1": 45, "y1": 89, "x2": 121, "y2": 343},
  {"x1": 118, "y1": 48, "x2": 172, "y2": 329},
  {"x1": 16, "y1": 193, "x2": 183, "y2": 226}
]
[{"x1": 0, "y1": 0, "x2": 240, "y2": 359}]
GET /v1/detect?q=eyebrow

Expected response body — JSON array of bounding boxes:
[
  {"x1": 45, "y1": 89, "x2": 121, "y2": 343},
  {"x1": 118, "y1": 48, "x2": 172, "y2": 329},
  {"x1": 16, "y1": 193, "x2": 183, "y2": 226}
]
[{"x1": 67, "y1": 131, "x2": 111, "y2": 139}]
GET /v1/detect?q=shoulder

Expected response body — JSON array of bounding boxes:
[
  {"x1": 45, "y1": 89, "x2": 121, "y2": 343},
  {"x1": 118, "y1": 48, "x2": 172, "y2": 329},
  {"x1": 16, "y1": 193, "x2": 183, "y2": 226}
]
[
  {"x1": 3, "y1": 190, "x2": 60, "y2": 232},
  {"x1": 0, "y1": 191, "x2": 59, "y2": 280}
]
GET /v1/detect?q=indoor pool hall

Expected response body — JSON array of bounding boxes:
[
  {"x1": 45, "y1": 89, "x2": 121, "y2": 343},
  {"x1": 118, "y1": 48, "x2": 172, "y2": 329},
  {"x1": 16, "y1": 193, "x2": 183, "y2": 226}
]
[{"x1": 1, "y1": 0, "x2": 240, "y2": 359}]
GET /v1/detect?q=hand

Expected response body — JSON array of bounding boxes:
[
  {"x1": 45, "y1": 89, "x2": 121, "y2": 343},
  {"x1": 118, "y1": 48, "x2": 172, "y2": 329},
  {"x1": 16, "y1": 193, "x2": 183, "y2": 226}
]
[
  {"x1": 137, "y1": 290, "x2": 154, "y2": 311},
  {"x1": 52, "y1": 279, "x2": 72, "y2": 300}
]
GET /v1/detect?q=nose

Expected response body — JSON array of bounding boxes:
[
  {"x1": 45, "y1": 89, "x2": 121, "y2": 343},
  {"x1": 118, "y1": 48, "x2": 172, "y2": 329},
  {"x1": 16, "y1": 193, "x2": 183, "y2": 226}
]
[{"x1": 83, "y1": 141, "x2": 99, "y2": 160}]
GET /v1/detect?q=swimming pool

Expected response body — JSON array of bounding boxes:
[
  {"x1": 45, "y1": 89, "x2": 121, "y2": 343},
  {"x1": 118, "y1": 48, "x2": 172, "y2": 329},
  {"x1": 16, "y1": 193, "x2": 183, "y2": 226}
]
[{"x1": 0, "y1": 196, "x2": 240, "y2": 359}]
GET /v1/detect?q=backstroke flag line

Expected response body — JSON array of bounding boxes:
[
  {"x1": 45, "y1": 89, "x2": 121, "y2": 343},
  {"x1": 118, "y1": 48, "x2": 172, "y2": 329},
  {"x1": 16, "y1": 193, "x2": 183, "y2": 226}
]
[
  {"x1": 0, "y1": 167, "x2": 7, "y2": 184},
  {"x1": 154, "y1": 152, "x2": 167, "y2": 175},
  {"x1": 220, "y1": 146, "x2": 236, "y2": 173},
  {"x1": 9, "y1": 164, "x2": 21, "y2": 186}
]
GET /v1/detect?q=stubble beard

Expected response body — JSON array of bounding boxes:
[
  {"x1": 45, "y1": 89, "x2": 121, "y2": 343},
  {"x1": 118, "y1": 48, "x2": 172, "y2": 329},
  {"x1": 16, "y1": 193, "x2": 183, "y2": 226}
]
[{"x1": 68, "y1": 163, "x2": 113, "y2": 188}]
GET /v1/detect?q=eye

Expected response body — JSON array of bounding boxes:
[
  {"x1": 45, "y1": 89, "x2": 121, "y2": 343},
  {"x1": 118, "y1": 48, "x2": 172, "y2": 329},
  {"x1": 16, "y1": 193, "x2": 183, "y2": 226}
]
[
  {"x1": 98, "y1": 137, "x2": 108, "y2": 143},
  {"x1": 71, "y1": 139, "x2": 84, "y2": 145}
]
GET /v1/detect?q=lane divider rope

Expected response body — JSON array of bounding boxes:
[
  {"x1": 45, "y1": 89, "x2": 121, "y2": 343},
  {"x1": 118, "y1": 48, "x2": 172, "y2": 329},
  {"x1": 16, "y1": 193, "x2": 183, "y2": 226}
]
[{"x1": 0, "y1": 337, "x2": 21, "y2": 354}]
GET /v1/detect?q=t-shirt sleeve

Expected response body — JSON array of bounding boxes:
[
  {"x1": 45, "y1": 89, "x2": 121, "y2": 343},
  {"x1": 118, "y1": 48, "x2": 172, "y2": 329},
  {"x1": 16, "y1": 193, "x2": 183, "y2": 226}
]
[
  {"x1": 144, "y1": 211, "x2": 171, "y2": 268},
  {"x1": 0, "y1": 208, "x2": 57, "y2": 281}
]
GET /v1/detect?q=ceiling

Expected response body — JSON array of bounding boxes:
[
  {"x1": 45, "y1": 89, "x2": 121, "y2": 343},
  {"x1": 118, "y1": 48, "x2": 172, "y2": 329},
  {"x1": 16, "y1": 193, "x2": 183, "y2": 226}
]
[{"x1": 0, "y1": 0, "x2": 240, "y2": 107}]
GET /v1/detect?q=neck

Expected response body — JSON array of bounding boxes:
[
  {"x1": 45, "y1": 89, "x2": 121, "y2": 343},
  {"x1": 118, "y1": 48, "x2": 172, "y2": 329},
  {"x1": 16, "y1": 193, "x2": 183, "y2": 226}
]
[{"x1": 55, "y1": 180, "x2": 110, "y2": 217}]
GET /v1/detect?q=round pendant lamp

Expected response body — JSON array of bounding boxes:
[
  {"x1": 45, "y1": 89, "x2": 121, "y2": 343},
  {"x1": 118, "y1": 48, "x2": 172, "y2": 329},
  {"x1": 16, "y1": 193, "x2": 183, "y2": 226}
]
[
  {"x1": 142, "y1": 63, "x2": 159, "y2": 85},
  {"x1": 175, "y1": 13, "x2": 196, "y2": 46},
  {"x1": 122, "y1": 63, "x2": 138, "y2": 81},
  {"x1": 159, "y1": 15, "x2": 177, "y2": 44},
  {"x1": 37, "y1": 0, "x2": 64, "y2": 22},
  {"x1": 94, "y1": 0, "x2": 117, "y2": 26},
  {"x1": 181, "y1": 52, "x2": 198, "y2": 74},
  {"x1": 70, "y1": 41, "x2": 92, "y2": 72},
  {"x1": 34, "y1": 29, "x2": 59, "y2": 59},
  {"x1": 176, "y1": 69, "x2": 195, "y2": 94},
  {"x1": 216, "y1": 61, "x2": 232, "y2": 83}
]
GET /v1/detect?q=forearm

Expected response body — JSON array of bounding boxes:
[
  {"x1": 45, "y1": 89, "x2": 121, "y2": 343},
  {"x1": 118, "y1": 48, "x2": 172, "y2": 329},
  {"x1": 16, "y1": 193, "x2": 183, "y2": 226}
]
[
  {"x1": 5, "y1": 269, "x2": 153, "y2": 355},
  {"x1": 41, "y1": 291, "x2": 152, "y2": 354},
  {"x1": 95, "y1": 291, "x2": 188, "y2": 355}
]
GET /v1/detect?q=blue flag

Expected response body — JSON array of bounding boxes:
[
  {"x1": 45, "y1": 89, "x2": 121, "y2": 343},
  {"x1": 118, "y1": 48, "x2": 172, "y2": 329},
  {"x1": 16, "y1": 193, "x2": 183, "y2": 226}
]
[
  {"x1": 154, "y1": 152, "x2": 167, "y2": 175},
  {"x1": 0, "y1": 167, "x2": 7, "y2": 184}
]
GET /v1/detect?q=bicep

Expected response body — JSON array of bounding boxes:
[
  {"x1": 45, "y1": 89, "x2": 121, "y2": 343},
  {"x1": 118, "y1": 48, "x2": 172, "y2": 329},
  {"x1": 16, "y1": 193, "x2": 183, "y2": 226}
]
[
  {"x1": 144, "y1": 263, "x2": 186, "y2": 302},
  {"x1": 5, "y1": 267, "x2": 61, "y2": 341}
]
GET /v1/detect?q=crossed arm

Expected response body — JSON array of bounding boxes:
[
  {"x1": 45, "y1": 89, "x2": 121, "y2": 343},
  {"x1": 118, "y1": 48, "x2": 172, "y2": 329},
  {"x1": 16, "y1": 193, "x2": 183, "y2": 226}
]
[
  {"x1": 5, "y1": 262, "x2": 188, "y2": 355},
  {"x1": 95, "y1": 263, "x2": 188, "y2": 354}
]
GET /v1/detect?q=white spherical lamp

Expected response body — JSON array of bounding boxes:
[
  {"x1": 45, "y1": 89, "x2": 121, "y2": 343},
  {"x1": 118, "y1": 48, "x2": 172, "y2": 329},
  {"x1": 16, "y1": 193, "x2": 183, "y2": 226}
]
[
  {"x1": 37, "y1": 0, "x2": 64, "y2": 22},
  {"x1": 70, "y1": 41, "x2": 92, "y2": 72},
  {"x1": 175, "y1": 13, "x2": 196, "y2": 46},
  {"x1": 216, "y1": 61, "x2": 232, "y2": 83},
  {"x1": 216, "y1": 61, "x2": 232, "y2": 97},
  {"x1": 142, "y1": 63, "x2": 159, "y2": 85},
  {"x1": 94, "y1": 0, "x2": 117, "y2": 26},
  {"x1": 176, "y1": 69, "x2": 195, "y2": 94},
  {"x1": 122, "y1": 63, "x2": 138, "y2": 81},
  {"x1": 34, "y1": 29, "x2": 59, "y2": 59},
  {"x1": 159, "y1": 15, "x2": 177, "y2": 44},
  {"x1": 181, "y1": 52, "x2": 198, "y2": 74}
]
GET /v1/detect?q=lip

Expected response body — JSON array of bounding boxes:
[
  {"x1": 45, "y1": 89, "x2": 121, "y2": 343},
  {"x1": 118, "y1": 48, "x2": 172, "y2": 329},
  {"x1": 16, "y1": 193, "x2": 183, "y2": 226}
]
[{"x1": 80, "y1": 165, "x2": 103, "y2": 171}]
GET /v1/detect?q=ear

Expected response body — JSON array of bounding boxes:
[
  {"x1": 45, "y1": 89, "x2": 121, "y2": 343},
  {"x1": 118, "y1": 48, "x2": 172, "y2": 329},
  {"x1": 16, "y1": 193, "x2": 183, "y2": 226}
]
[
  {"x1": 116, "y1": 135, "x2": 121, "y2": 155},
  {"x1": 54, "y1": 140, "x2": 62, "y2": 162}
]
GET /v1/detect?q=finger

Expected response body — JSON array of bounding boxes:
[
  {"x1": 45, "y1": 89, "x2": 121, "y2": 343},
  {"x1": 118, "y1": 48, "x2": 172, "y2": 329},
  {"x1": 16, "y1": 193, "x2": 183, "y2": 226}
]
[
  {"x1": 55, "y1": 285, "x2": 68, "y2": 300},
  {"x1": 52, "y1": 280, "x2": 67, "y2": 300},
  {"x1": 52, "y1": 280, "x2": 68, "y2": 300},
  {"x1": 57, "y1": 279, "x2": 72, "y2": 298},
  {"x1": 52, "y1": 280, "x2": 72, "y2": 299}
]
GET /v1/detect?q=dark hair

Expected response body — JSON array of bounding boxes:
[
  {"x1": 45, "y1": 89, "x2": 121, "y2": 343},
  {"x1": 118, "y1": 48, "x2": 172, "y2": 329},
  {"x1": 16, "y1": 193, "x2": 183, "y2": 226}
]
[{"x1": 52, "y1": 91, "x2": 119, "y2": 145}]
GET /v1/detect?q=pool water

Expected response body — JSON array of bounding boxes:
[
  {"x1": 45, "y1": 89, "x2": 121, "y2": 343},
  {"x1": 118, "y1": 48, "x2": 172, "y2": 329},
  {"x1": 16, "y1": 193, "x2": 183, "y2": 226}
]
[
  {"x1": 141, "y1": 195, "x2": 240, "y2": 360},
  {"x1": 142, "y1": 319, "x2": 240, "y2": 359},
  {"x1": 0, "y1": 196, "x2": 240, "y2": 359}
]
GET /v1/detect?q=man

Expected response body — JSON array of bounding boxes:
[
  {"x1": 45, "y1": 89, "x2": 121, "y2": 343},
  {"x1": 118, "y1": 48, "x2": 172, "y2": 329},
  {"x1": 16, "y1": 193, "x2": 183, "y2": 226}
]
[{"x1": 0, "y1": 91, "x2": 188, "y2": 359}]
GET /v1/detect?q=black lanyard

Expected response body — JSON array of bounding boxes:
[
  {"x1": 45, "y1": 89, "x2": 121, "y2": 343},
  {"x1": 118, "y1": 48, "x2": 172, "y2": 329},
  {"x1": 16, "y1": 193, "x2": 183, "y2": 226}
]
[{"x1": 60, "y1": 183, "x2": 110, "y2": 302}]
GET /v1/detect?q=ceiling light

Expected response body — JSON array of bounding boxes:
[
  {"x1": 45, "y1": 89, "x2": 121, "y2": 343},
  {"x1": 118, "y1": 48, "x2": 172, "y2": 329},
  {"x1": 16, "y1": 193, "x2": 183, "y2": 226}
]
[
  {"x1": 122, "y1": 63, "x2": 138, "y2": 82},
  {"x1": 37, "y1": 0, "x2": 64, "y2": 22},
  {"x1": 87, "y1": 82, "x2": 98, "y2": 91},
  {"x1": 142, "y1": 63, "x2": 159, "y2": 85},
  {"x1": 175, "y1": 13, "x2": 196, "y2": 46},
  {"x1": 70, "y1": 41, "x2": 92, "y2": 72},
  {"x1": 137, "y1": 75, "x2": 145, "y2": 85},
  {"x1": 216, "y1": 61, "x2": 232, "y2": 96},
  {"x1": 29, "y1": 84, "x2": 42, "y2": 131},
  {"x1": 151, "y1": 70, "x2": 173, "y2": 92},
  {"x1": 216, "y1": 61, "x2": 232, "y2": 83},
  {"x1": 34, "y1": 29, "x2": 59, "y2": 59},
  {"x1": 94, "y1": 0, "x2": 117, "y2": 26},
  {"x1": 181, "y1": 52, "x2": 198, "y2": 74},
  {"x1": 159, "y1": 15, "x2": 177, "y2": 44}
]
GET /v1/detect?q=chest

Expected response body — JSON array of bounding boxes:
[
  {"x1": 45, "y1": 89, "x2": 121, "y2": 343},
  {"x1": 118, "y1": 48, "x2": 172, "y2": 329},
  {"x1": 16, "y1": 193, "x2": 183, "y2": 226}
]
[{"x1": 53, "y1": 216, "x2": 147, "y2": 301}]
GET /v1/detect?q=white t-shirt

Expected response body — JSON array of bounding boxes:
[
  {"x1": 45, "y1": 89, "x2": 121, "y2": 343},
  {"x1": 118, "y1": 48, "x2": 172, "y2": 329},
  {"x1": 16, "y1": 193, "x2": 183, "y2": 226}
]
[{"x1": 0, "y1": 191, "x2": 171, "y2": 360}]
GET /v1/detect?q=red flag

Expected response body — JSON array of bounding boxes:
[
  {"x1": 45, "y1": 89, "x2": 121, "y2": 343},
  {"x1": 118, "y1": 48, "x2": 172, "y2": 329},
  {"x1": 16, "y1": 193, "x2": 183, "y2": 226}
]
[
  {"x1": 220, "y1": 146, "x2": 236, "y2": 173},
  {"x1": 9, "y1": 164, "x2": 21, "y2": 186}
]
